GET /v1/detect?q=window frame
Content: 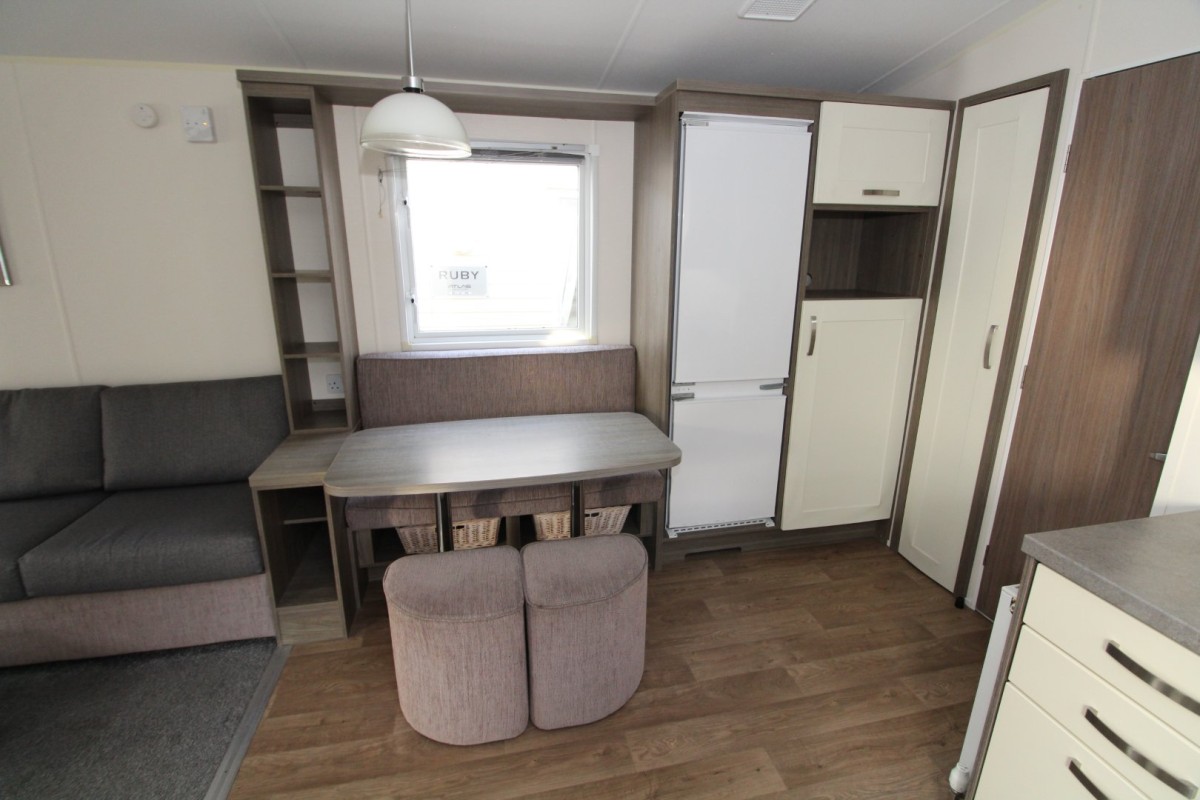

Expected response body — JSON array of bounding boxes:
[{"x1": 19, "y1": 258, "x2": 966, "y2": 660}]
[{"x1": 388, "y1": 140, "x2": 597, "y2": 350}]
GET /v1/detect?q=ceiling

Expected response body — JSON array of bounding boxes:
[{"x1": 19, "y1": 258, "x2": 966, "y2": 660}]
[{"x1": 0, "y1": 0, "x2": 1048, "y2": 96}]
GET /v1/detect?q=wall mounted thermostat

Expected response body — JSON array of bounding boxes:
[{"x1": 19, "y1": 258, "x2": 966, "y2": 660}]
[
  {"x1": 130, "y1": 103, "x2": 158, "y2": 129},
  {"x1": 181, "y1": 105, "x2": 216, "y2": 142}
]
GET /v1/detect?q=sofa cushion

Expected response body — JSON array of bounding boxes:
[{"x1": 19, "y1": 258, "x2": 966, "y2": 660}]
[
  {"x1": 18, "y1": 483, "x2": 263, "y2": 597},
  {"x1": 102, "y1": 376, "x2": 288, "y2": 491},
  {"x1": 357, "y1": 346, "x2": 635, "y2": 429},
  {"x1": 0, "y1": 386, "x2": 104, "y2": 501},
  {"x1": 0, "y1": 492, "x2": 108, "y2": 602}
]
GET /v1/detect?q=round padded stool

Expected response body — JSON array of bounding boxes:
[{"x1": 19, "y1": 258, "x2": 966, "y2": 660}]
[
  {"x1": 521, "y1": 532, "x2": 648, "y2": 730},
  {"x1": 382, "y1": 545, "x2": 528, "y2": 745}
]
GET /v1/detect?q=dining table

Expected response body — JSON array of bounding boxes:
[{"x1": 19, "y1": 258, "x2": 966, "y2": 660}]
[{"x1": 323, "y1": 411, "x2": 682, "y2": 550}]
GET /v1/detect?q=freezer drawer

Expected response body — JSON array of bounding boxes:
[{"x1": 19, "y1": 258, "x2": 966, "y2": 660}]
[{"x1": 668, "y1": 393, "x2": 786, "y2": 532}]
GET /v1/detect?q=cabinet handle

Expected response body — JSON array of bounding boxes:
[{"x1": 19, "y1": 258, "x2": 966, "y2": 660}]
[
  {"x1": 862, "y1": 188, "x2": 900, "y2": 197},
  {"x1": 807, "y1": 316, "x2": 818, "y2": 356},
  {"x1": 983, "y1": 324, "x2": 999, "y2": 369},
  {"x1": 0, "y1": 231, "x2": 11, "y2": 287},
  {"x1": 1067, "y1": 759, "x2": 1112, "y2": 800},
  {"x1": 1105, "y1": 641, "x2": 1200, "y2": 716},
  {"x1": 1083, "y1": 707, "x2": 1198, "y2": 798}
]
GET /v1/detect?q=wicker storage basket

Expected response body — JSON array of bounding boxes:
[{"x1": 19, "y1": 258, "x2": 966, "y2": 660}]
[
  {"x1": 395, "y1": 517, "x2": 500, "y2": 554},
  {"x1": 533, "y1": 505, "x2": 630, "y2": 541}
]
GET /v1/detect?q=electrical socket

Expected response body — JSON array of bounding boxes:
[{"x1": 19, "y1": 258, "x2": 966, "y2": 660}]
[{"x1": 325, "y1": 374, "x2": 344, "y2": 395}]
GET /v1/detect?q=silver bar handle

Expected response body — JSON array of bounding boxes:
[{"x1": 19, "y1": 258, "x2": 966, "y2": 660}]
[
  {"x1": 1106, "y1": 641, "x2": 1200, "y2": 716},
  {"x1": 0, "y1": 231, "x2": 12, "y2": 287},
  {"x1": 807, "y1": 315, "x2": 818, "y2": 356},
  {"x1": 1083, "y1": 707, "x2": 1197, "y2": 798},
  {"x1": 984, "y1": 324, "x2": 999, "y2": 369},
  {"x1": 1068, "y1": 759, "x2": 1111, "y2": 800},
  {"x1": 1150, "y1": 452, "x2": 1168, "y2": 462},
  {"x1": 671, "y1": 392, "x2": 695, "y2": 401},
  {"x1": 759, "y1": 382, "x2": 784, "y2": 391},
  {"x1": 862, "y1": 188, "x2": 900, "y2": 197}
]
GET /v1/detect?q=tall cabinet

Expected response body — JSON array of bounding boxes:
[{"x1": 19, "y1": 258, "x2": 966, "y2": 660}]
[
  {"x1": 631, "y1": 82, "x2": 952, "y2": 564},
  {"x1": 242, "y1": 82, "x2": 358, "y2": 435}
]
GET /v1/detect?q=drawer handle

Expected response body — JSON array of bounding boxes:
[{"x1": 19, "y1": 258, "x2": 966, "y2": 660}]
[
  {"x1": 1106, "y1": 641, "x2": 1200, "y2": 717},
  {"x1": 1068, "y1": 759, "x2": 1112, "y2": 800},
  {"x1": 862, "y1": 188, "x2": 900, "y2": 197},
  {"x1": 1083, "y1": 707, "x2": 1198, "y2": 798},
  {"x1": 807, "y1": 315, "x2": 818, "y2": 356}
]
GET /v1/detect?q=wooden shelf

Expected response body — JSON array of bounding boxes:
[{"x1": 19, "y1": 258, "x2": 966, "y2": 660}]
[
  {"x1": 294, "y1": 405, "x2": 349, "y2": 433},
  {"x1": 281, "y1": 341, "x2": 341, "y2": 358},
  {"x1": 259, "y1": 184, "x2": 322, "y2": 197},
  {"x1": 271, "y1": 270, "x2": 333, "y2": 282},
  {"x1": 276, "y1": 487, "x2": 327, "y2": 524},
  {"x1": 277, "y1": 526, "x2": 338, "y2": 608}
]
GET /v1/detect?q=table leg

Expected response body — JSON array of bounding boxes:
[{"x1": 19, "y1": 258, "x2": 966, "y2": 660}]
[
  {"x1": 571, "y1": 481, "x2": 583, "y2": 538},
  {"x1": 437, "y1": 493, "x2": 454, "y2": 552}
]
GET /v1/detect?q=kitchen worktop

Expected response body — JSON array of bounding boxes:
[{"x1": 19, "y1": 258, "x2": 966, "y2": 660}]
[{"x1": 1022, "y1": 510, "x2": 1200, "y2": 656}]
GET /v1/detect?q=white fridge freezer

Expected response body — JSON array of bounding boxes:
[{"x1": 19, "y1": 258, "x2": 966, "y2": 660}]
[
  {"x1": 668, "y1": 382, "x2": 788, "y2": 533},
  {"x1": 666, "y1": 113, "x2": 812, "y2": 535}
]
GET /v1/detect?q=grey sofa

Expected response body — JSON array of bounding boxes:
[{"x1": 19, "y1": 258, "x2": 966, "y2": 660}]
[{"x1": 0, "y1": 376, "x2": 288, "y2": 667}]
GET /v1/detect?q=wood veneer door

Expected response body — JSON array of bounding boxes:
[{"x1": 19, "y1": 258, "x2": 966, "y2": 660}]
[{"x1": 977, "y1": 52, "x2": 1200, "y2": 617}]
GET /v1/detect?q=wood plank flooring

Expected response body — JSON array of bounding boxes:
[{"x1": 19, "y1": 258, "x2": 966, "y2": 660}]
[{"x1": 230, "y1": 540, "x2": 991, "y2": 799}]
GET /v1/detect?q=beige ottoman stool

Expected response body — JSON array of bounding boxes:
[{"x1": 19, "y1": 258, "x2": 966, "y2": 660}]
[
  {"x1": 383, "y1": 545, "x2": 528, "y2": 745},
  {"x1": 521, "y1": 533, "x2": 648, "y2": 730}
]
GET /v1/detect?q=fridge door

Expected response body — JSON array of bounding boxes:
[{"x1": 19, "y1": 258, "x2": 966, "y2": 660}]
[
  {"x1": 673, "y1": 114, "x2": 812, "y2": 384},
  {"x1": 667, "y1": 387, "x2": 787, "y2": 533}
]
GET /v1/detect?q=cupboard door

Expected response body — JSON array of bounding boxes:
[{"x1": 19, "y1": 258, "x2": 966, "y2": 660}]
[
  {"x1": 781, "y1": 298, "x2": 921, "y2": 530},
  {"x1": 898, "y1": 88, "x2": 1049, "y2": 590},
  {"x1": 813, "y1": 103, "x2": 949, "y2": 206}
]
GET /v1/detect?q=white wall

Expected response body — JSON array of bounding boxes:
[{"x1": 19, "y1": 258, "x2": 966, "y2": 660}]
[
  {"x1": 333, "y1": 107, "x2": 635, "y2": 354},
  {"x1": 0, "y1": 59, "x2": 279, "y2": 390},
  {"x1": 893, "y1": 0, "x2": 1200, "y2": 609}
]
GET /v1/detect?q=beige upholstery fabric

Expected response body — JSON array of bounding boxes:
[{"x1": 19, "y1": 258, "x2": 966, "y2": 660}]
[
  {"x1": 0, "y1": 574, "x2": 276, "y2": 667},
  {"x1": 383, "y1": 546, "x2": 528, "y2": 745},
  {"x1": 522, "y1": 533, "x2": 647, "y2": 730},
  {"x1": 357, "y1": 346, "x2": 635, "y2": 429}
]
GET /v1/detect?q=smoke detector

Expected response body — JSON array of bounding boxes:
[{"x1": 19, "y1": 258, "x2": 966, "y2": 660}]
[{"x1": 737, "y1": 0, "x2": 817, "y2": 21}]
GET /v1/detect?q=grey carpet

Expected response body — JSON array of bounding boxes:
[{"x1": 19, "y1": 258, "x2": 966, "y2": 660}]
[{"x1": 0, "y1": 638, "x2": 278, "y2": 800}]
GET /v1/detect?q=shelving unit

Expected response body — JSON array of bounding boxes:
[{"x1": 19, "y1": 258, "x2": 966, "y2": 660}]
[
  {"x1": 249, "y1": 432, "x2": 356, "y2": 645},
  {"x1": 804, "y1": 208, "x2": 939, "y2": 299},
  {"x1": 242, "y1": 83, "x2": 358, "y2": 435}
]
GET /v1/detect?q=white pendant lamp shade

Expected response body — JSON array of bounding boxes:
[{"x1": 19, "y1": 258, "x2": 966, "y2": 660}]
[
  {"x1": 360, "y1": 0, "x2": 471, "y2": 159},
  {"x1": 360, "y1": 90, "x2": 471, "y2": 158}
]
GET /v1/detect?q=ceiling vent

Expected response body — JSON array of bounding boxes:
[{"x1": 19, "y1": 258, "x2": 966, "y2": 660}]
[{"x1": 737, "y1": 0, "x2": 817, "y2": 21}]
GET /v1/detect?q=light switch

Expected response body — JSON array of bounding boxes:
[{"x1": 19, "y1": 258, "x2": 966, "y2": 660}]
[{"x1": 181, "y1": 106, "x2": 215, "y2": 143}]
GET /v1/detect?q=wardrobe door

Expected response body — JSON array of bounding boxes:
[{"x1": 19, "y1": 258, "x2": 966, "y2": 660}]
[
  {"x1": 898, "y1": 88, "x2": 1050, "y2": 591},
  {"x1": 978, "y1": 53, "x2": 1200, "y2": 616}
]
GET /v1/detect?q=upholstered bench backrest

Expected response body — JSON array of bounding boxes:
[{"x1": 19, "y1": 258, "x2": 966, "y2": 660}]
[{"x1": 356, "y1": 345, "x2": 635, "y2": 429}]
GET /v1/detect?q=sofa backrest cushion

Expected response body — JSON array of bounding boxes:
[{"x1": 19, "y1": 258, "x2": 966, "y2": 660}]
[
  {"x1": 102, "y1": 376, "x2": 289, "y2": 491},
  {"x1": 0, "y1": 386, "x2": 105, "y2": 501},
  {"x1": 357, "y1": 345, "x2": 635, "y2": 429}
]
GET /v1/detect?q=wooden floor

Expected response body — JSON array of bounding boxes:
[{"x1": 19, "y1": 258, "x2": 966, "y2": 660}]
[{"x1": 230, "y1": 540, "x2": 991, "y2": 799}]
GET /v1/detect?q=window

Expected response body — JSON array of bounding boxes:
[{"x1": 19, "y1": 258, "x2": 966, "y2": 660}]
[{"x1": 389, "y1": 143, "x2": 595, "y2": 348}]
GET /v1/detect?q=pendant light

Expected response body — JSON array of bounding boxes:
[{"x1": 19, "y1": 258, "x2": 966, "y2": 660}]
[{"x1": 360, "y1": 0, "x2": 471, "y2": 159}]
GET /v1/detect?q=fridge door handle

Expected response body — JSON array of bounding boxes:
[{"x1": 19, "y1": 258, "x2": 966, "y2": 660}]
[
  {"x1": 806, "y1": 315, "x2": 818, "y2": 356},
  {"x1": 759, "y1": 382, "x2": 785, "y2": 391},
  {"x1": 672, "y1": 392, "x2": 696, "y2": 401}
]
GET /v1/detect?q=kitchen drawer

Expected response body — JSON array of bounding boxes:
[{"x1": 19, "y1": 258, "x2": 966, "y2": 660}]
[
  {"x1": 1024, "y1": 566, "x2": 1200, "y2": 745},
  {"x1": 1011, "y1": 626, "x2": 1200, "y2": 800},
  {"x1": 976, "y1": 684, "x2": 1150, "y2": 800}
]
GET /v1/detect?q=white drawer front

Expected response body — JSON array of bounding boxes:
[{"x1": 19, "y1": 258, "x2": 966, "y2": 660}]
[
  {"x1": 977, "y1": 684, "x2": 1150, "y2": 800},
  {"x1": 1011, "y1": 627, "x2": 1200, "y2": 800},
  {"x1": 1025, "y1": 566, "x2": 1200, "y2": 745}
]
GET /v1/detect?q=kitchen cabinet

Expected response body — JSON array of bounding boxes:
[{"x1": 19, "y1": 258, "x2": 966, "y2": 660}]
[
  {"x1": 813, "y1": 102, "x2": 949, "y2": 206},
  {"x1": 898, "y1": 85, "x2": 1054, "y2": 593},
  {"x1": 780, "y1": 297, "x2": 922, "y2": 530},
  {"x1": 970, "y1": 514, "x2": 1200, "y2": 800},
  {"x1": 241, "y1": 82, "x2": 359, "y2": 434}
]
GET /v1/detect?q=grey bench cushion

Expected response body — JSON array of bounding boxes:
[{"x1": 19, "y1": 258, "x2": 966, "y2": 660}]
[
  {"x1": 0, "y1": 492, "x2": 108, "y2": 602},
  {"x1": 102, "y1": 376, "x2": 288, "y2": 490},
  {"x1": 18, "y1": 483, "x2": 263, "y2": 597},
  {"x1": 0, "y1": 386, "x2": 104, "y2": 501}
]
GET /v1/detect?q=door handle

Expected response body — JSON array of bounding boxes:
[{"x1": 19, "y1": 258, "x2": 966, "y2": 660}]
[
  {"x1": 983, "y1": 324, "x2": 999, "y2": 369},
  {"x1": 1150, "y1": 452, "x2": 1168, "y2": 463},
  {"x1": 807, "y1": 316, "x2": 818, "y2": 356}
]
